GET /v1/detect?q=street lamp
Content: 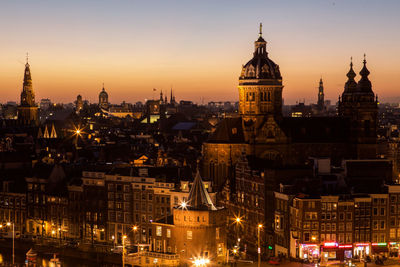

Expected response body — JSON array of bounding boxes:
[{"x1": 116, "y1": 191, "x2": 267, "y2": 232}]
[
  {"x1": 257, "y1": 224, "x2": 263, "y2": 267},
  {"x1": 132, "y1": 225, "x2": 138, "y2": 250},
  {"x1": 122, "y1": 235, "x2": 127, "y2": 267},
  {"x1": 193, "y1": 257, "x2": 210, "y2": 266},
  {"x1": 233, "y1": 216, "x2": 243, "y2": 247},
  {"x1": 180, "y1": 200, "x2": 187, "y2": 209},
  {"x1": 7, "y1": 222, "x2": 14, "y2": 265}
]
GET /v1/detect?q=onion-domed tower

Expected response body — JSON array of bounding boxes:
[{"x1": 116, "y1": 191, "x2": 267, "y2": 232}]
[
  {"x1": 238, "y1": 23, "x2": 283, "y2": 142},
  {"x1": 98, "y1": 84, "x2": 109, "y2": 109}
]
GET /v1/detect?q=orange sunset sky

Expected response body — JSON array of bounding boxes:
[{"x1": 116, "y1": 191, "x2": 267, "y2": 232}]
[{"x1": 0, "y1": 1, "x2": 399, "y2": 105}]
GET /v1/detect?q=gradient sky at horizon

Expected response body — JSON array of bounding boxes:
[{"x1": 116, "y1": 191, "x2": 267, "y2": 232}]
[{"x1": 0, "y1": 0, "x2": 399, "y2": 104}]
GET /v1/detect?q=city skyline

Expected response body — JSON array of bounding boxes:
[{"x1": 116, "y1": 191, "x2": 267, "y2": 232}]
[{"x1": 0, "y1": 0, "x2": 400, "y2": 104}]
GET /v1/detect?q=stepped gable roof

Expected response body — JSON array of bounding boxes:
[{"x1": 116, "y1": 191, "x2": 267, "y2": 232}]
[
  {"x1": 187, "y1": 170, "x2": 217, "y2": 211},
  {"x1": 207, "y1": 117, "x2": 244, "y2": 143}
]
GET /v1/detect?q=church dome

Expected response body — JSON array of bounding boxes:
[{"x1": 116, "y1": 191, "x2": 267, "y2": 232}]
[
  {"x1": 99, "y1": 87, "x2": 108, "y2": 98},
  {"x1": 239, "y1": 25, "x2": 282, "y2": 85}
]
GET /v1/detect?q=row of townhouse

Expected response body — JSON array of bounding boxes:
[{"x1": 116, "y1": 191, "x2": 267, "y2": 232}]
[
  {"x1": 3, "y1": 169, "x2": 214, "y2": 247},
  {"x1": 274, "y1": 184, "x2": 400, "y2": 262}
]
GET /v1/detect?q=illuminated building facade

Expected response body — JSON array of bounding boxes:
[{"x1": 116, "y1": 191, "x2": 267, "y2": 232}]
[
  {"x1": 151, "y1": 171, "x2": 227, "y2": 265},
  {"x1": 203, "y1": 25, "x2": 379, "y2": 190}
]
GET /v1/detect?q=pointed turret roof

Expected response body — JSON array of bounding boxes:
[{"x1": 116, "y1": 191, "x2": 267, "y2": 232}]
[
  {"x1": 187, "y1": 170, "x2": 216, "y2": 211},
  {"x1": 343, "y1": 58, "x2": 357, "y2": 93},
  {"x1": 357, "y1": 54, "x2": 373, "y2": 93}
]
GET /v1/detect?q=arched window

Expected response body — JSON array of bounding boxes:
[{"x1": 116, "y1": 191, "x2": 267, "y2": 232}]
[{"x1": 268, "y1": 92, "x2": 271, "y2": 101}]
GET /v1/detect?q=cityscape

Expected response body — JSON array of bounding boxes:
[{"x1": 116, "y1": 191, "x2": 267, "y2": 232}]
[{"x1": 1, "y1": 1, "x2": 400, "y2": 267}]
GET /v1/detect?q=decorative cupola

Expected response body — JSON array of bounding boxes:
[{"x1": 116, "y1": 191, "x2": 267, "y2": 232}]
[
  {"x1": 344, "y1": 57, "x2": 357, "y2": 94},
  {"x1": 357, "y1": 54, "x2": 373, "y2": 94}
]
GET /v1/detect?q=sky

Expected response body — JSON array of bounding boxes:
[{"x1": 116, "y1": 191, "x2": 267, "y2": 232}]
[{"x1": 0, "y1": 0, "x2": 399, "y2": 105}]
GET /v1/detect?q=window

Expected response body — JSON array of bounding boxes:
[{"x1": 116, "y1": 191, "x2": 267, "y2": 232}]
[
  {"x1": 381, "y1": 208, "x2": 385, "y2": 216},
  {"x1": 326, "y1": 223, "x2": 331, "y2": 231},
  {"x1": 216, "y1": 227, "x2": 220, "y2": 239},
  {"x1": 339, "y1": 213, "x2": 344, "y2": 221},
  {"x1": 390, "y1": 228, "x2": 396, "y2": 239},
  {"x1": 346, "y1": 222, "x2": 352, "y2": 231},
  {"x1": 156, "y1": 226, "x2": 162, "y2": 237},
  {"x1": 304, "y1": 233, "x2": 310, "y2": 242},
  {"x1": 373, "y1": 220, "x2": 378, "y2": 230},
  {"x1": 381, "y1": 220, "x2": 386, "y2": 230},
  {"x1": 346, "y1": 212, "x2": 352, "y2": 220},
  {"x1": 167, "y1": 229, "x2": 171, "y2": 238},
  {"x1": 187, "y1": 230, "x2": 192, "y2": 240},
  {"x1": 339, "y1": 223, "x2": 344, "y2": 231}
]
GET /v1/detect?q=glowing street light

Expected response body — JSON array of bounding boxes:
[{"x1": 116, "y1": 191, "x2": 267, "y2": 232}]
[
  {"x1": 180, "y1": 201, "x2": 187, "y2": 209},
  {"x1": 193, "y1": 257, "x2": 210, "y2": 266},
  {"x1": 257, "y1": 223, "x2": 263, "y2": 267},
  {"x1": 122, "y1": 235, "x2": 127, "y2": 267},
  {"x1": 6, "y1": 222, "x2": 14, "y2": 265}
]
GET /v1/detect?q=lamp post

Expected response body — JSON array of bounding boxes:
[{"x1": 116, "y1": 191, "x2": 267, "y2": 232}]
[
  {"x1": 7, "y1": 222, "x2": 14, "y2": 265},
  {"x1": 234, "y1": 217, "x2": 241, "y2": 246},
  {"x1": 122, "y1": 234, "x2": 127, "y2": 267},
  {"x1": 258, "y1": 224, "x2": 263, "y2": 267}
]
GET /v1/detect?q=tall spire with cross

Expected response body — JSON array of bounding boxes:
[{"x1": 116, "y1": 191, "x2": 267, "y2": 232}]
[{"x1": 18, "y1": 53, "x2": 38, "y2": 125}]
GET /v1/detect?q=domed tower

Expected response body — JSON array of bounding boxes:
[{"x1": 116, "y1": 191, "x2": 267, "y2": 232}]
[
  {"x1": 238, "y1": 24, "x2": 283, "y2": 141},
  {"x1": 18, "y1": 56, "x2": 38, "y2": 126},
  {"x1": 98, "y1": 84, "x2": 109, "y2": 109},
  {"x1": 339, "y1": 56, "x2": 378, "y2": 145}
]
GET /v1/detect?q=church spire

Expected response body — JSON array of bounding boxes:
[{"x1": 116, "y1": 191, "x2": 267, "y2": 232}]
[
  {"x1": 344, "y1": 57, "x2": 357, "y2": 93},
  {"x1": 259, "y1": 22, "x2": 263, "y2": 38},
  {"x1": 357, "y1": 54, "x2": 372, "y2": 93}
]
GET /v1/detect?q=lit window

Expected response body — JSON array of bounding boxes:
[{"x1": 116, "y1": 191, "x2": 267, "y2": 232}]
[
  {"x1": 187, "y1": 230, "x2": 192, "y2": 240},
  {"x1": 167, "y1": 229, "x2": 171, "y2": 238},
  {"x1": 156, "y1": 226, "x2": 162, "y2": 237}
]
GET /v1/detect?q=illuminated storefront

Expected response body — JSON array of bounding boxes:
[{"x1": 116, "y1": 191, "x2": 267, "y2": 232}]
[
  {"x1": 300, "y1": 244, "x2": 320, "y2": 260},
  {"x1": 321, "y1": 242, "x2": 352, "y2": 261},
  {"x1": 354, "y1": 243, "x2": 370, "y2": 259},
  {"x1": 371, "y1": 243, "x2": 388, "y2": 256},
  {"x1": 389, "y1": 242, "x2": 399, "y2": 257}
]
